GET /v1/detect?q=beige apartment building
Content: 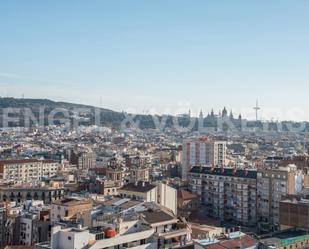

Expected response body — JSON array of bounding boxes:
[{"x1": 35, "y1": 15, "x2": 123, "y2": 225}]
[
  {"x1": 257, "y1": 164, "x2": 304, "y2": 232},
  {"x1": 0, "y1": 159, "x2": 59, "y2": 183},
  {"x1": 51, "y1": 197, "x2": 93, "y2": 224}
]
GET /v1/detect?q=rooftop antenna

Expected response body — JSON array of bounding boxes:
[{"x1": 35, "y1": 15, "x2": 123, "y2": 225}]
[{"x1": 253, "y1": 99, "x2": 260, "y2": 121}]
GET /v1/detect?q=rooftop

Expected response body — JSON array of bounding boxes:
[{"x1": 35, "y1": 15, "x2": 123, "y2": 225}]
[
  {"x1": 0, "y1": 159, "x2": 57, "y2": 165},
  {"x1": 119, "y1": 182, "x2": 156, "y2": 193},
  {"x1": 177, "y1": 189, "x2": 198, "y2": 200},
  {"x1": 260, "y1": 230, "x2": 309, "y2": 247},
  {"x1": 189, "y1": 166, "x2": 257, "y2": 179},
  {"x1": 196, "y1": 234, "x2": 257, "y2": 249},
  {"x1": 53, "y1": 198, "x2": 92, "y2": 206},
  {"x1": 141, "y1": 208, "x2": 176, "y2": 224}
]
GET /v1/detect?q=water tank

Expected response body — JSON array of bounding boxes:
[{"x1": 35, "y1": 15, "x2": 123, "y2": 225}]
[{"x1": 105, "y1": 228, "x2": 116, "y2": 238}]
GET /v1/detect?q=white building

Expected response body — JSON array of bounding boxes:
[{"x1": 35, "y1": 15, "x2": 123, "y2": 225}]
[
  {"x1": 51, "y1": 226, "x2": 96, "y2": 249},
  {"x1": 43, "y1": 203, "x2": 191, "y2": 249},
  {"x1": 118, "y1": 182, "x2": 177, "y2": 215}
]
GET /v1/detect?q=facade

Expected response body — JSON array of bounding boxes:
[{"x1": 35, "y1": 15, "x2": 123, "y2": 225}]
[
  {"x1": 0, "y1": 202, "x2": 23, "y2": 246},
  {"x1": 39, "y1": 203, "x2": 191, "y2": 249},
  {"x1": 188, "y1": 166, "x2": 257, "y2": 226},
  {"x1": 17, "y1": 212, "x2": 50, "y2": 246},
  {"x1": 279, "y1": 197, "x2": 309, "y2": 230},
  {"x1": 129, "y1": 166, "x2": 149, "y2": 183},
  {"x1": 141, "y1": 207, "x2": 191, "y2": 249},
  {"x1": 68, "y1": 150, "x2": 96, "y2": 170},
  {"x1": 51, "y1": 198, "x2": 93, "y2": 224},
  {"x1": 182, "y1": 137, "x2": 226, "y2": 179},
  {"x1": 0, "y1": 159, "x2": 59, "y2": 183},
  {"x1": 177, "y1": 190, "x2": 200, "y2": 218},
  {"x1": 0, "y1": 185, "x2": 64, "y2": 204},
  {"x1": 95, "y1": 179, "x2": 118, "y2": 196},
  {"x1": 0, "y1": 205, "x2": 7, "y2": 247},
  {"x1": 106, "y1": 167, "x2": 125, "y2": 188},
  {"x1": 119, "y1": 182, "x2": 157, "y2": 202},
  {"x1": 257, "y1": 165, "x2": 303, "y2": 232},
  {"x1": 78, "y1": 152, "x2": 96, "y2": 170},
  {"x1": 119, "y1": 182, "x2": 177, "y2": 215},
  {"x1": 125, "y1": 155, "x2": 149, "y2": 168},
  {"x1": 48, "y1": 221, "x2": 156, "y2": 249}
]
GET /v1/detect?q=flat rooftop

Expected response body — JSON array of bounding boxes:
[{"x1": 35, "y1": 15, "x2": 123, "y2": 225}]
[{"x1": 190, "y1": 166, "x2": 257, "y2": 179}]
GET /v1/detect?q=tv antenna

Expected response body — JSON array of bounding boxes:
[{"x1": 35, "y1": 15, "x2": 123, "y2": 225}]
[{"x1": 253, "y1": 99, "x2": 260, "y2": 121}]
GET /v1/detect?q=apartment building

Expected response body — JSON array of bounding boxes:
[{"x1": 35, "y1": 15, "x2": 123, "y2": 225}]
[
  {"x1": 17, "y1": 211, "x2": 50, "y2": 246},
  {"x1": 39, "y1": 203, "x2": 191, "y2": 249},
  {"x1": 0, "y1": 184, "x2": 64, "y2": 204},
  {"x1": 95, "y1": 179, "x2": 118, "y2": 196},
  {"x1": 0, "y1": 159, "x2": 59, "y2": 183},
  {"x1": 182, "y1": 137, "x2": 226, "y2": 179},
  {"x1": 257, "y1": 164, "x2": 303, "y2": 232},
  {"x1": 125, "y1": 155, "x2": 149, "y2": 168},
  {"x1": 46, "y1": 218, "x2": 155, "y2": 249},
  {"x1": 0, "y1": 205, "x2": 6, "y2": 247},
  {"x1": 0, "y1": 202, "x2": 23, "y2": 246},
  {"x1": 119, "y1": 182, "x2": 177, "y2": 215},
  {"x1": 188, "y1": 166, "x2": 257, "y2": 226},
  {"x1": 51, "y1": 197, "x2": 93, "y2": 224},
  {"x1": 68, "y1": 150, "x2": 96, "y2": 170}
]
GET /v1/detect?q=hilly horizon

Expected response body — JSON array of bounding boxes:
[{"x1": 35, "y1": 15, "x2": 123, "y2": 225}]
[
  {"x1": 0, "y1": 97, "x2": 308, "y2": 133},
  {"x1": 0, "y1": 97, "x2": 187, "y2": 130}
]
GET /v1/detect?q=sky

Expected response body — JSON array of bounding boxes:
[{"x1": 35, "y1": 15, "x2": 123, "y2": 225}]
[{"x1": 0, "y1": 0, "x2": 309, "y2": 121}]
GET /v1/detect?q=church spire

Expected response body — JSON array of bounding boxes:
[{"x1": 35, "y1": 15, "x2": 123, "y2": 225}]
[
  {"x1": 210, "y1": 108, "x2": 214, "y2": 117},
  {"x1": 222, "y1": 107, "x2": 228, "y2": 117}
]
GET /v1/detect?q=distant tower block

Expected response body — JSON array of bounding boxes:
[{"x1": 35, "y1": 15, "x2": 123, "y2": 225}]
[{"x1": 253, "y1": 99, "x2": 261, "y2": 121}]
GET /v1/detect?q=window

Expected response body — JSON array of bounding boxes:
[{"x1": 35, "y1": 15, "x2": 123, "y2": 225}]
[{"x1": 68, "y1": 236, "x2": 71, "y2": 240}]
